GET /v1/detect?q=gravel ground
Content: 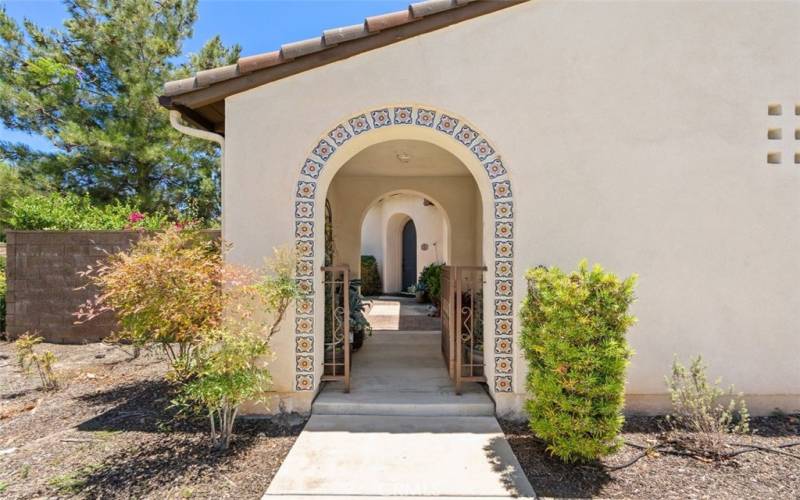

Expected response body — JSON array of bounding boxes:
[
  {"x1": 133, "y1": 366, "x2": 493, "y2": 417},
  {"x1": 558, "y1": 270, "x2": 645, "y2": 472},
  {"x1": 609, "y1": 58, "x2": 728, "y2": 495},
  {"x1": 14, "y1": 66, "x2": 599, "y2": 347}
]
[
  {"x1": 0, "y1": 341, "x2": 305, "y2": 499},
  {"x1": 501, "y1": 414, "x2": 800, "y2": 499}
]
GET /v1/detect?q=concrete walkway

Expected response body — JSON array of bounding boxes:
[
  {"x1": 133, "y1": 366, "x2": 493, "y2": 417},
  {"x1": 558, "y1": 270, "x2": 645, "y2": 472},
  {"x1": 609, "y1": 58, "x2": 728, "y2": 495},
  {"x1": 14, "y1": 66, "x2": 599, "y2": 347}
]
[
  {"x1": 366, "y1": 296, "x2": 442, "y2": 331},
  {"x1": 264, "y1": 415, "x2": 535, "y2": 499},
  {"x1": 264, "y1": 298, "x2": 535, "y2": 498}
]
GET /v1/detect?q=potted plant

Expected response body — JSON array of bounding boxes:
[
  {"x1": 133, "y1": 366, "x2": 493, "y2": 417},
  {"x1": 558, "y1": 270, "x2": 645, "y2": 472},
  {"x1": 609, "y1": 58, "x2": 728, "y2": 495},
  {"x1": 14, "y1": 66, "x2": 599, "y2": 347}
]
[
  {"x1": 347, "y1": 279, "x2": 372, "y2": 350},
  {"x1": 412, "y1": 282, "x2": 427, "y2": 303},
  {"x1": 418, "y1": 263, "x2": 445, "y2": 315}
]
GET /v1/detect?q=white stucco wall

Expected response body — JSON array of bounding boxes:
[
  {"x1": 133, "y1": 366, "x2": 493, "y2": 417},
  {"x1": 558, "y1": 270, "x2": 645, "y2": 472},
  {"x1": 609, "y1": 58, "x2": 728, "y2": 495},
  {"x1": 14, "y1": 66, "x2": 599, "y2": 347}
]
[
  {"x1": 360, "y1": 206, "x2": 383, "y2": 272},
  {"x1": 360, "y1": 193, "x2": 448, "y2": 293},
  {"x1": 225, "y1": 0, "x2": 800, "y2": 415}
]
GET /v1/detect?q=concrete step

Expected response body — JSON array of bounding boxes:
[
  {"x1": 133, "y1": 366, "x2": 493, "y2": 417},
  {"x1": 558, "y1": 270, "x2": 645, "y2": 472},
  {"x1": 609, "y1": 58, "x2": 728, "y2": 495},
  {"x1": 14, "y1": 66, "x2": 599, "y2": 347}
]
[
  {"x1": 312, "y1": 385, "x2": 496, "y2": 417},
  {"x1": 313, "y1": 330, "x2": 496, "y2": 417}
]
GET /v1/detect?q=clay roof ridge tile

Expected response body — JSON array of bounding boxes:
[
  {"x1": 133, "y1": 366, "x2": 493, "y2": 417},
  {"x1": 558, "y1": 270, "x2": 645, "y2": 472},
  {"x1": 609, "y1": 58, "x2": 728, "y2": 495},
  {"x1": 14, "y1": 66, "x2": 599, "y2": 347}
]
[
  {"x1": 322, "y1": 22, "x2": 369, "y2": 46},
  {"x1": 410, "y1": 0, "x2": 458, "y2": 18},
  {"x1": 194, "y1": 63, "x2": 239, "y2": 89},
  {"x1": 237, "y1": 50, "x2": 283, "y2": 75},
  {"x1": 280, "y1": 36, "x2": 326, "y2": 60},
  {"x1": 163, "y1": 76, "x2": 197, "y2": 97},
  {"x1": 365, "y1": 9, "x2": 413, "y2": 33}
]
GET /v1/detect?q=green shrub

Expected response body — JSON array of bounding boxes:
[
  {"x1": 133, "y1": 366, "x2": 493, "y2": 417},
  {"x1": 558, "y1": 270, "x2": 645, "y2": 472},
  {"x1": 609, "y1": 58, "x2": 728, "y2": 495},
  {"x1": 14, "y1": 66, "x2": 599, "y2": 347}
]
[
  {"x1": 419, "y1": 262, "x2": 444, "y2": 304},
  {"x1": 6, "y1": 192, "x2": 170, "y2": 231},
  {"x1": 520, "y1": 261, "x2": 637, "y2": 463},
  {"x1": 360, "y1": 255, "x2": 382, "y2": 296},
  {"x1": 666, "y1": 355, "x2": 749, "y2": 435},
  {"x1": 0, "y1": 255, "x2": 5, "y2": 334}
]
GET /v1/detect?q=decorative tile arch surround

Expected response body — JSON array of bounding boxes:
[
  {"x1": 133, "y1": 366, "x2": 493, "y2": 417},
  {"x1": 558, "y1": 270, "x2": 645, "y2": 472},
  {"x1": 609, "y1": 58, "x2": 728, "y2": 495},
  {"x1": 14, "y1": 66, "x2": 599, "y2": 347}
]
[{"x1": 293, "y1": 105, "x2": 515, "y2": 396}]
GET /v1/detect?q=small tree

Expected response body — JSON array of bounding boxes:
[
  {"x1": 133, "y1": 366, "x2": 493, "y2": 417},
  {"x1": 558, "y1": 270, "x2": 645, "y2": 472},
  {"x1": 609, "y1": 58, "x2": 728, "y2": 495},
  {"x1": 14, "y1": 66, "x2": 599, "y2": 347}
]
[
  {"x1": 176, "y1": 249, "x2": 298, "y2": 450},
  {"x1": 520, "y1": 261, "x2": 637, "y2": 463},
  {"x1": 77, "y1": 226, "x2": 222, "y2": 378},
  {"x1": 15, "y1": 333, "x2": 58, "y2": 390},
  {"x1": 360, "y1": 255, "x2": 382, "y2": 296},
  {"x1": 666, "y1": 355, "x2": 749, "y2": 435}
]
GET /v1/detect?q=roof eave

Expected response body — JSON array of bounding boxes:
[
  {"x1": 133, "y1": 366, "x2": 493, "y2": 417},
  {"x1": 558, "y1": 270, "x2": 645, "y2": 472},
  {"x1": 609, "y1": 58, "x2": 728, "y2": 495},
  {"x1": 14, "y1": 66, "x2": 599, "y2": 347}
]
[{"x1": 159, "y1": 0, "x2": 527, "y2": 114}]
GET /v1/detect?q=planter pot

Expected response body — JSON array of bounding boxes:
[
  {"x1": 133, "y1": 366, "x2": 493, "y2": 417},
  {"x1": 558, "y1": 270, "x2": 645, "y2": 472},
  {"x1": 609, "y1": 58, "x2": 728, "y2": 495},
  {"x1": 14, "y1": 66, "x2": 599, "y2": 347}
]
[
  {"x1": 352, "y1": 328, "x2": 365, "y2": 351},
  {"x1": 415, "y1": 291, "x2": 426, "y2": 303}
]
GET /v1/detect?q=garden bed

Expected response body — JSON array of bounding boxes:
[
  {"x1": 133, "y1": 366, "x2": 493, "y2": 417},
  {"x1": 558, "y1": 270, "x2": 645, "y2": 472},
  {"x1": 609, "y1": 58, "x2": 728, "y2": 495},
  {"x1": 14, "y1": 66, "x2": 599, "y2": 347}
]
[
  {"x1": 0, "y1": 341, "x2": 305, "y2": 499},
  {"x1": 501, "y1": 415, "x2": 800, "y2": 499}
]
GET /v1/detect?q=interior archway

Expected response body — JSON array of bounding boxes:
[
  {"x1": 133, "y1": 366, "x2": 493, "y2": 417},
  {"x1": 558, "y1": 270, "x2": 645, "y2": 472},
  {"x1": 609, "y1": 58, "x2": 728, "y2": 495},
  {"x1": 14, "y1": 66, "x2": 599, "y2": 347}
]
[
  {"x1": 384, "y1": 212, "x2": 412, "y2": 293},
  {"x1": 360, "y1": 191, "x2": 451, "y2": 294}
]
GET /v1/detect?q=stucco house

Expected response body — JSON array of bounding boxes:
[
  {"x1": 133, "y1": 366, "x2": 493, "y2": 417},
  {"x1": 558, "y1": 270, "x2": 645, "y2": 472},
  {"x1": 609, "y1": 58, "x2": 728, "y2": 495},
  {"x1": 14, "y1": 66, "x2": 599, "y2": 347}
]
[{"x1": 160, "y1": 0, "x2": 799, "y2": 418}]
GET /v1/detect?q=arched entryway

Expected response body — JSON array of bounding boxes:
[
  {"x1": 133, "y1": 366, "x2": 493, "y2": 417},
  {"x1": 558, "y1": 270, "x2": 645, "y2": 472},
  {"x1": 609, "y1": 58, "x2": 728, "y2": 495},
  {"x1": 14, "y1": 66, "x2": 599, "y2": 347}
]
[{"x1": 293, "y1": 105, "x2": 515, "y2": 400}]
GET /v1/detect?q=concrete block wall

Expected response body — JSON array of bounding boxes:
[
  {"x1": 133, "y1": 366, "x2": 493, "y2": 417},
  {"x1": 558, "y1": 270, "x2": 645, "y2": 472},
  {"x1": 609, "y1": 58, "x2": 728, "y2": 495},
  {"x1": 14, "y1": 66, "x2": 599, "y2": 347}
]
[{"x1": 4, "y1": 230, "x2": 220, "y2": 343}]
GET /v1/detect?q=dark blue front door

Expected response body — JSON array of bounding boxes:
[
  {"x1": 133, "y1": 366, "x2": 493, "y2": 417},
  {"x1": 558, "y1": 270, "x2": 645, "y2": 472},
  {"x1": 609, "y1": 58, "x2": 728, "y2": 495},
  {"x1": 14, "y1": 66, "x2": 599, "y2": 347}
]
[{"x1": 401, "y1": 220, "x2": 417, "y2": 292}]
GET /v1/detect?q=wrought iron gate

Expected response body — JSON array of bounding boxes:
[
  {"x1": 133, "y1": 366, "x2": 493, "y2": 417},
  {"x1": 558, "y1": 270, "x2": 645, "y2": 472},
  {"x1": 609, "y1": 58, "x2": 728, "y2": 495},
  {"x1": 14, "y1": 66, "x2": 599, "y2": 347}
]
[
  {"x1": 441, "y1": 265, "x2": 487, "y2": 393},
  {"x1": 321, "y1": 265, "x2": 350, "y2": 392}
]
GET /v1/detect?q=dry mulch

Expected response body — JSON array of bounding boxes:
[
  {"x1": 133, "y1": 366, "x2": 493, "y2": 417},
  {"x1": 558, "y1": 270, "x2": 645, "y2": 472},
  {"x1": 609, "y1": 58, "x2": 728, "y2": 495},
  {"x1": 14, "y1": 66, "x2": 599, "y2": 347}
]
[
  {"x1": 501, "y1": 415, "x2": 800, "y2": 499},
  {"x1": 0, "y1": 341, "x2": 305, "y2": 499}
]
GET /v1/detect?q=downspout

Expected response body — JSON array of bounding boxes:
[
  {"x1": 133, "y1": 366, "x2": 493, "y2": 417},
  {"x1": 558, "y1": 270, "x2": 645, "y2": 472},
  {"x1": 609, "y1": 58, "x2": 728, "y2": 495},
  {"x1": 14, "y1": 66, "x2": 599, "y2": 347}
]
[{"x1": 168, "y1": 110, "x2": 226, "y2": 230}]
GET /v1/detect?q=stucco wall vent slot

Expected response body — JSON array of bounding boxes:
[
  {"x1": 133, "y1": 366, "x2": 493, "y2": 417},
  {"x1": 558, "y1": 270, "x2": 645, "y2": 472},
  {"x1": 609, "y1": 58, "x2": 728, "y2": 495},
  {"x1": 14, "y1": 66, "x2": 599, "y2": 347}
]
[
  {"x1": 767, "y1": 152, "x2": 781, "y2": 164},
  {"x1": 768, "y1": 104, "x2": 782, "y2": 116},
  {"x1": 767, "y1": 128, "x2": 782, "y2": 140},
  {"x1": 796, "y1": 104, "x2": 800, "y2": 116},
  {"x1": 795, "y1": 153, "x2": 800, "y2": 164},
  {"x1": 795, "y1": 129, "x2": 800, "y2": 140}
]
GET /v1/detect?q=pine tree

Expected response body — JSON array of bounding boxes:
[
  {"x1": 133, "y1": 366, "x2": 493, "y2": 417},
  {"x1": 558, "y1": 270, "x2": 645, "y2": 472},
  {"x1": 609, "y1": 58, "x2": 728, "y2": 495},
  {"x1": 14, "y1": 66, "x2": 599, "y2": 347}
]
[{"x1": 0, "y1": 0, "x2": 240, "y2": 220}]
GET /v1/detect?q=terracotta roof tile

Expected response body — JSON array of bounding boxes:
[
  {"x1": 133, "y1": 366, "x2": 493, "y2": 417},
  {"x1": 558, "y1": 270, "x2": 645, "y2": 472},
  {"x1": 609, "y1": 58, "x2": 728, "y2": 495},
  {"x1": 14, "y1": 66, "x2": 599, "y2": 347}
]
[
  {"x1": 162, "y1": 0, "x2": 510, "y2": 98},
  {"x1": 322, "y1": 23, "x2": 369, "y2": 45},
  {"x1": 281, "y1": 36, "x2": 327, "y2": 60},
  {"x1": 195, "y1": 64, "x2": 239, "y2": 88},
  {"x1": 163, "y1": 76, "x2": 196, "y2": 96},
  {"x1": 237, "y1": 50, "x2": 282, "y2": 74},
  {"x1": 410, "y1": 0, "x2": 456, "y2": 18},
  {"x1": 365, "y1": 10, "x2": 413, "y2": 33}
]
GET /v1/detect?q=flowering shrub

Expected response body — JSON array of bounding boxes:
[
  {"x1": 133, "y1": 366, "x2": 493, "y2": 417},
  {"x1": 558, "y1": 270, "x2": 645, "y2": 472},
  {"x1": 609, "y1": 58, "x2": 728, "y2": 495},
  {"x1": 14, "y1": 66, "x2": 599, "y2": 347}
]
[
  {"x1": 7, "y1": 193, "x2": 170, "y2": 231},
  {"x1": 77, "y1": 227, "x2": 222, "y2": 378},
  {"x1": 520, "y1": 261, "x2": 637, "y2": 463},
  {"x1": 128, "y1": 211, "x2": 145, "y2": 224}
]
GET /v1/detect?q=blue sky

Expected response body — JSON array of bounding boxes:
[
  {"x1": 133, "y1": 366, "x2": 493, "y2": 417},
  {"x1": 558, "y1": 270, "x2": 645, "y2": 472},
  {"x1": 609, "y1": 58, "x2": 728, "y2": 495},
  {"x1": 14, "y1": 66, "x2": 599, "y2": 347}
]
[{"x1": 0, "y1": 0, "x2": 410, "y2": 152}]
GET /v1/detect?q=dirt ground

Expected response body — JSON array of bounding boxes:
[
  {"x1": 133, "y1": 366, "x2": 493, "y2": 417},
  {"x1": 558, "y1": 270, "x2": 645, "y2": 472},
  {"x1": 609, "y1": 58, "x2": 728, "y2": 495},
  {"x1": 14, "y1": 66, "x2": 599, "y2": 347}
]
[
  {"x1": 501, "y1": 415, "x2": 800, "y2": 499},
  {"x1": 0, "y1": 341, "x2": 305, "y2": 499},
  {"x1": 2, "y1": 340, "x2": 798, "y2": 499}
]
